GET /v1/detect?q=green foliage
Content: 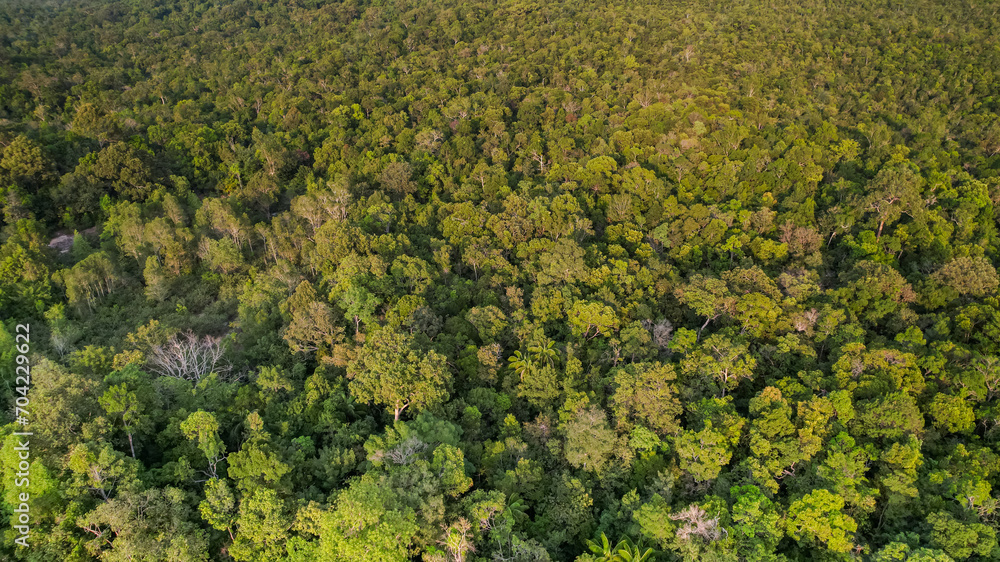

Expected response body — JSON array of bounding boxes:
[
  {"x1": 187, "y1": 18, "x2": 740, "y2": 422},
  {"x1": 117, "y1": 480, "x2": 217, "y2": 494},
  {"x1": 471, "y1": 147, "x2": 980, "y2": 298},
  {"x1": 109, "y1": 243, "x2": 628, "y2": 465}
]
[
  {"x1": 348, "y1": 328, "x2": 451, "y2": 421},
  {"x1": 785, "y1": 489, "x2": 858, "y2": 553},
  {"x1": 4, "y1": 0, "x2": 1000, "y2": 559},
  {"x1": 319, "y1": 475, "x2": 419, "y2": 561},
  {"x1": 228, "y1": 487, "x2": 291, "y2": 562},
  {"x1": 180, "y1": 411, "x2": 226, "y2": 479},
  {"x1": 926, "y1": 511, "x2": 997, "y2": 560},
  {"x1": 562, "y1": 406, "x2": 617, "y2": 473},
  {"x1": 610, "y1": 362, "x2": 682, "y2": 436},
  {"x1": 583, "y1": 532, "x2": 655, "y2": 562},
  {"x1": 729, "y1": 485, "x2": 782, "y2": 561}
]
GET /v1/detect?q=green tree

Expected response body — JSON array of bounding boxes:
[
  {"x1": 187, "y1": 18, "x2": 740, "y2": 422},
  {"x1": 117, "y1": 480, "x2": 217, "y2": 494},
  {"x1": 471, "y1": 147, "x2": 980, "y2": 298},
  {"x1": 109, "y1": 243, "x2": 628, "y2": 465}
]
[
  {"x1": 785, "y1": 489, "x2": 857, "y2": 553},
  {"x1": 283, "y1": 280, "x2": 345, "y2": 356},
  {"x1": 929, "y1": 256, "x2": 999, "y2": 301},
  {"x1": 675, "y1": 421, "x2": 734, "y2": 483},
  {"x1": 747, "y1": 387, "x2": 801, "y2": 492},
  {"x1": 98, "y1": 384, "x2": 145, "y2": 458},
  {"x1": 319, "y1": 475, "x2": 419, "y2": 561},
  {"x1": 348, "y1": 329, "x2": 451, "y2": 421},
  {"x1": 927, "y1": 394, "x2": 975, "y2": 434},
  {"x1": 337, "y1": 282, "x2": 382, "y2": 336},
  {"x1": 229, "y1": 487, "x2": 292, "y2": 562},
  {"x1": 181, "y1": 411, "x2": 227, "y2": 480},
  {"x1": 926, "y1": 511, "x2": 997, "y2": 560},
  {"x1": 1, "y1": 134, "x2": 56, "y2": 192},
  {"x1": 610, "y1": 362, "x2": 682, "y2": 436},
  {"x1": 860, "y1": 164, "x2": 923, "y2": 240},
  {"x1": 681, "y1": 333, "x2": 756, "y2": 398},
  {"x1": 583, "y1": 532, "x2": 654, "y2": 562},
  {"x1": 729, "y1": 485, "x2": 782, "y2": 561},
  {"x1": 78, "y1": 487, "x2": 209, "y2": 562},
  {"x1": 568, "y1": 301, "x2": 620, "y2": 340},
  {"x1": 674, "y1": 275, "x2": 735, "y2": 337},
  {"x1": 816, "y1": 433, "x2": 879, "y2": 517},
  {"x1": 200, "y1": 478, "x2": 238, "y2": 542},
  {"x1": 563, "y1": 406, "x2": 617, "y2": 473}
]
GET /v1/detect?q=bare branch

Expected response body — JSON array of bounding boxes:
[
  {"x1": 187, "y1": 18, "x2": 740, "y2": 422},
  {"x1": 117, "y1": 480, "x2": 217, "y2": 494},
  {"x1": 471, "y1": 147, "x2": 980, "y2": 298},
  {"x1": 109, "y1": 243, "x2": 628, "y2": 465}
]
[{"x1": 147, "y1": 331, "x2": 232, "y2": 382}]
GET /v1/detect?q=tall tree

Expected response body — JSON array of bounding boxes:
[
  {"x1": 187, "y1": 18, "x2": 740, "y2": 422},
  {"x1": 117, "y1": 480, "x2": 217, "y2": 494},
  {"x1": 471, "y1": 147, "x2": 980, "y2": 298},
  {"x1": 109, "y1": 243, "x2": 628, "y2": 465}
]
[{"x1": 348, "y1": 329, "x2": 451, "y2": 421}]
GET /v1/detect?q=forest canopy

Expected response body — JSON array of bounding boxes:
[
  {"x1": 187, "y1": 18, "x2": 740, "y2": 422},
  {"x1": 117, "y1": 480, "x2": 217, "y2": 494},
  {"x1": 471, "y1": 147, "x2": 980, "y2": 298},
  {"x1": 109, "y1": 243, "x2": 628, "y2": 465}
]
[{"x1": 2, "y1": 0, "x2": 1000, "y2": 560}]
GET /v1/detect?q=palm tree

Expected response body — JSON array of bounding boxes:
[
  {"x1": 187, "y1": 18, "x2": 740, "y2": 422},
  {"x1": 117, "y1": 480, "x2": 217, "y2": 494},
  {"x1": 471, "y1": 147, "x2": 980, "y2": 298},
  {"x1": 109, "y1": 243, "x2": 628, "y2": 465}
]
[
  {"x1": 586, "y1": 532, "x2": 622, "y2": 560},
  {"x1": 614, "y1": 542, "x2": 655, "y2": 562},
  {"x1": 528, "y1": 340, "x2": 559, "y2": 367},
  {"x1": 508, "y1": 350, "x2": 533, "y2": 381},
  {"x1": 585, "y1": 533, "x2": 656, "y2": 562},
  {"x1": 503, "y1": 493, "x2": 529, "y2": 527}
]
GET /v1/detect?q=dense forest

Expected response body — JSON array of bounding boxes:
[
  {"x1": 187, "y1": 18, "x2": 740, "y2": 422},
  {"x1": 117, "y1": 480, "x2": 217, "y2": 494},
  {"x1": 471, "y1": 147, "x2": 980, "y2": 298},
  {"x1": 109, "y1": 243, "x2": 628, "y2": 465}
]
[{"x1": 2, "y1": 0, "x2": 1000, "y2": 559}]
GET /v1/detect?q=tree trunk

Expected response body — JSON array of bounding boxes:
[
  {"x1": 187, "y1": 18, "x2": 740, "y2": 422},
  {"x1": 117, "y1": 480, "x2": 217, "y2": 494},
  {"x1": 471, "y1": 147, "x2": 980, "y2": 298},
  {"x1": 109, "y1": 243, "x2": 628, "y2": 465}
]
[{"x1": 698, "y1": 316, "x2": 712, "y2": 340}]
